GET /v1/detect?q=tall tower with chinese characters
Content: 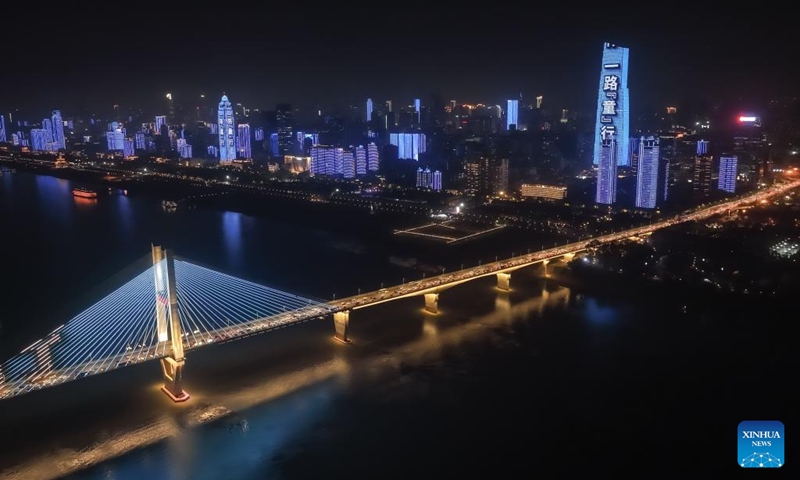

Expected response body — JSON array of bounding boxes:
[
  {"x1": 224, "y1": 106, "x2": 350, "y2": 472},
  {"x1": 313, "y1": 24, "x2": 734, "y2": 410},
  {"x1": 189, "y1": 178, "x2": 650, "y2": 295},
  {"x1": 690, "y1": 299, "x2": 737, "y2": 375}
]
[
  {"x1": 593, "y1": 42, "x2": 630, "y2": 168},
  {"x1": 218, "y1": 95, "x2": 236, "y2": 164}
]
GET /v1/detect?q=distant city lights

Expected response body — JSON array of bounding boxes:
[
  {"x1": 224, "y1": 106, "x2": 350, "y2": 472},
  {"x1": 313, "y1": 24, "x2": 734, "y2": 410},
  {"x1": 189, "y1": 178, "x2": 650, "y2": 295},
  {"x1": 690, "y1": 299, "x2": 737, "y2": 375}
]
[
  {"x1": 738, "y1": 115, "x2": 757, "y2": 122},
  {"x1": 770, "y1": 239, "x2": 799, "y2": 259}
]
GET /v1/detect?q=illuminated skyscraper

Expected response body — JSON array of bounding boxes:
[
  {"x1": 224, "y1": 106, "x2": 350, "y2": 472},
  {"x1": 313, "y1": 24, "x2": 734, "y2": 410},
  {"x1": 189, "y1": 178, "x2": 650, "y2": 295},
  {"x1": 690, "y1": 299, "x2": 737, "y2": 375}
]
[
  {"x1": 0, "y1": 115, "x2": 5, "y2": 142},
  {"x1": 354, "y1": 145, "x2": 367, "y2": 176},
  {"x1": 388, "y1": 133, "x2": 426, "y2": 160},
  {"x1": 51, "y1": 110, "x2": 65, "y2": 149},
  {"x1": 276, "y1": 104, "x2": 293, "y2": 156},
  {"x1": 414, "y1": 98, "x2": 421, "y2": 124},
  {"x1": 30, "y1": 129, "x2": 48, "y2": 151},
  {"x1": 217, "y1": 95, "x2": 236, "y2": 163},
  {"x1": 416, "y1": 167, "x2": 432, "y2": 188},
  {"x1": 593, "y1": 42, "x2": 630, "y2": 168},
  {"x1": 155, "y1": 115, "x2": 166, "y2": 135},
  {"x1": 535, "y1": 96, "x2": 543, "y2": 109},
  {"x1": 123, "y1": 138, "x2": 135, "y2": 158},
  {"x1": 177, "y1": 138, "x2": 192, "y2": 159},
  {"x1": 106, "y1": 129, "x2": 124, "y2": 150},
  {"x1": 236, "y1": 123, "x2": 251, "y2": 158},
  {"x1": 718, "y1": 155, "x2": 738, "y2": 193},
  {"x1": 367, "y1": 142, "x2": 379, "y2": 171},
  {"x1": 432, "y1": 170, "x2": 442, "y2": 191},
  {"x1": 506, "y1": 99, "x2": 519, "y2": 131},
  {"x1": 366, "y1": 98, "x2": 373, "y2": 122},
  {"x1": 342, "y1": 150, "x2": 355, "y2": 178},
  {"x1": 634, "y1": 136, "x2": 660, "y2": 209},
  {"x1": 254, "y1": 127, "x2": 264, "y2": 142},
  {"x1": 134, "y1": 132, "x2": 146, "y2": 149},
  {"x1": 310, "y1": 145, "x2": 344, "y2": 176},
  {"x1": 595, "y1": 135, "x2": 617, "y2": 205},
  {"x1": 694, "y1": 140, "x2": 712, "y2": 197},
  {"x1": 42, "y1": 118, "x2": 54, "y2": 146}
]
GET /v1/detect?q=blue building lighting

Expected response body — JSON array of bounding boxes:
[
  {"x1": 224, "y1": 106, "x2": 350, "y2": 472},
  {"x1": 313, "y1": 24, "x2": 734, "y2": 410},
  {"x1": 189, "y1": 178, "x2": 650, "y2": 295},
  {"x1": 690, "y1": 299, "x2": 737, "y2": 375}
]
[
  {"x1": 595, "y1": 136, "x2": 617, "y2": 205},
  {"x1": 0, "y1": 115, "x2": 5, "y2": 143},
  {"x1": 366, "y1": 98, "x2": 373, "y2": 122},
  {"x1": 635, "y1": 136, "x2": 660, "y2": 209},
  {"x1": 367, "y1": 142, "x2": 379, "y2": 171},
  {"x1": 697, "y1": 139, "x2": 709, "y2": 155},
  {"x1": 593, "y1": 42, "x2": 630, "y2": 168},
  {"x1": 389, "y1": 133, "x2": 426, "y2": 161},
  {"x1": 414, "y1": 98, "x2": 421, "y2": 124},
  {"x1": 236, "y1": 123, "x2": 251, "y2": 159},
  {"x1": 354, "y1": 145, "x2": 367, "y2": 176},
  {"x1": 51, "y1": 110, "x2": 65, "y2": 150},
  {"x1": 718, "y1": 155, "x2": 738, "y2": 193},
  {"x1": 506, "y1": 99, "x2": 519, "y2": 131},
  {"x1": 217, "y1": 95, "x2": 236, "y2": 164}
]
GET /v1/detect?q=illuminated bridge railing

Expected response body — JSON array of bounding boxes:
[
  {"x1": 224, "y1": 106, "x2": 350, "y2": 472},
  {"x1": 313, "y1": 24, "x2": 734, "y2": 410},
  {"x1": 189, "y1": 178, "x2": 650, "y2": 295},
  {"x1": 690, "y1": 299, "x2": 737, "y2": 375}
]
[{"x1": 0, "y1": 259, "x2": 333, "y2": 400}]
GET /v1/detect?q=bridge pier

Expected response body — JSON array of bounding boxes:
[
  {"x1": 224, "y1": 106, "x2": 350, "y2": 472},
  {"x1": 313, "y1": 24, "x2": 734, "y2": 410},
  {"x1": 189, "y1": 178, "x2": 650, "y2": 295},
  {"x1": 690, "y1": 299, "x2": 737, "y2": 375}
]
[
  {"x1": 563, "y1": 252, "x2": 575, "y2": 262},
  {"x1": 160, "y1": 357, "x2": 188, "y2": 402},
  {"x1": 424, "y1": 293, "x2": 439, "y2": 314},
  {"x1": 496, "y1": 272, "x2": 511, "y2": 291},
  {"x1": 542, "y1": 259, "x2": 550, "y2": 277},
  {"x1": 333, "y1": 310, "x2": 350, "y2": 343}
]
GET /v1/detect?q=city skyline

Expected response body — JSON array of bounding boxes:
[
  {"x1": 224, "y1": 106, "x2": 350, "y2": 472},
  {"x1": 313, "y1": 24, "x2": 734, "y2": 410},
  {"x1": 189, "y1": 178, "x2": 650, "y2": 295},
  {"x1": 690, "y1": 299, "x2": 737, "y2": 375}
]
[{"x1": 0, "y1": 9, "x2": 795, "y2": 117}]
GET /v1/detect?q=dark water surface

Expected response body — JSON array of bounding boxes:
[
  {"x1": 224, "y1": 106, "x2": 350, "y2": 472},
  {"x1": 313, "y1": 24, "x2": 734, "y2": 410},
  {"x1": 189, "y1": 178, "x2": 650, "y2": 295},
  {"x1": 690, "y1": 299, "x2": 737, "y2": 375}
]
[{"x1": 0, "y1": 171, "x2": 792, "y2": 478}]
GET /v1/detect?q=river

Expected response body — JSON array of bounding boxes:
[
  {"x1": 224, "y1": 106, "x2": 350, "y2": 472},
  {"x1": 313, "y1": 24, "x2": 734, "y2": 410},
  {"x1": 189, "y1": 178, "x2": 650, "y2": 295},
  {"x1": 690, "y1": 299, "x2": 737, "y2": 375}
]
[{"x1": 0, "y1": 171, "x2": 792, "y2": 478}]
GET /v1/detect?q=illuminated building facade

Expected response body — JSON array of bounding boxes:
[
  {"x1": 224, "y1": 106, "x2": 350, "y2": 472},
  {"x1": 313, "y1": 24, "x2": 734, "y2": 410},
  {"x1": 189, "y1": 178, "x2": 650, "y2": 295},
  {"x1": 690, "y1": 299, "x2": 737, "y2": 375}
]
[
  {"x1": 123, "y1": 138, "x2": 135, "y2": 158},
  {"x1": 520, "y1": 184, "x2": 567, "y2": 200},
  {"x1": 416, "y1": 167, "x2": 432, "y2": 188},
  {"x1": 0, "y1": 115, "x2": 5, "y2": 142},
  {"x1": 414, "y1": 98, "x2": 421, "y2": 124},
  {"x1": 155, "y1": 115, "x2": 166, "y2": 134},
  {"x1": 718, "y1": 155, "x2": 738, "y2": 193},
  {"x1": 366, "y1": 98, "x2": 373, "y2": 122},
  {"x1": 30, "y1": 129, "x2": 48, "y2": 151},
  {"x1": 634, "y1": 136, "x2": 660, "y2": 209},
  {"x1": 106, "y1": 129, "x2": 124, "y2": 150},
  {"x1": 367, "y1": 142, "x2": 379, "y2": 171},
  {"x1": 135, "y1": 132, "x2": 146, "y2": 149},
  {"x1": 593, "y1": 42, "x2": 630, "y2": 167},
  {"x1": 342, "y1": 150, "x2": 355, "y2": 178},
  {"x1": 694, "y1": 140, "x2": 712, "y2": 197},
  {"x1": 595, "y1": 136, "x2": 617, "y2": 205},
  {"x1": 354, "y1": 145, "x2": 367, "y2": 176},
  {"x1": 236, "y1": 124, "x2": 251, "y2": 159},
  {"x1": 432, "y1": 170, "x2": 442, "y2": 191},
  {"x1": 506, "y1": 99, "x2": 519, "y2": 130},
  {"x1": 217, "y1": 95, "x2": 236, "y2": 163},
  {"x1": 388, "y1": 133, "x2": 426, "y2": 161},
  {"x1": 276, "y1": 104, "x2": 293, "y2": 156},
  {"x1": 51, "y1": 110, "x2": 65, "y2": 149},
  {"x1": 310, "y1": 145, "x2": 344, "y2": 176}
]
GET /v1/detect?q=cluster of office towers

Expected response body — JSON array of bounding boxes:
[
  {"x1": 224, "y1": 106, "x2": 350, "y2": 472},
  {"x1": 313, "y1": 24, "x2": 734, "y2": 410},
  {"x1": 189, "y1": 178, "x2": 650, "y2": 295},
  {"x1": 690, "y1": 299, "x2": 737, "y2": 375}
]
[
  {"x1": 12, "y1": 111, "x2": 66, "y2": 152},
  {"x1": 593, "y1": 43, "x2": 737, "y2": 209}
]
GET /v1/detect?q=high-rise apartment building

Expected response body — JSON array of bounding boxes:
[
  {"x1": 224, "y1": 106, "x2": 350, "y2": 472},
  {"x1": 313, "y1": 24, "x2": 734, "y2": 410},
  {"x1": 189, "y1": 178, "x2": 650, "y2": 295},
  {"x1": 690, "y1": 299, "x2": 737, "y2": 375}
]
[
  {"x1": 694, "y1": 140, "x2": 713, "y2": 197},
  {"x1": 367, "y1": 142, "x2": 379, "y2": 171},
  {"x1": 718, "y1": 155, "x2": 738, "y2": 193},
  {"x1": 366, "y1": 98, "x2": 373, "y2": 122},
  {"x1": 506, "y1": 99, "x2": 519, "y2": 131},
  {"x1": 0, "y1": 115, "x2": 5, "y2": 142},
  {"x1": 155, "y1": 115, "x2": 166, "y2": 135},
  {"x1": 236, "y1": 124, "x2": 251, "y2": 159},
  {"x1": 218, "y1": 95, "x2": 236, "y2": 164},
  {"x1": 354, "y1": 145, "x2": 367, "y2": 176},
  {"x1": 634, "y1": 136, "x2": 660, "y2": 209},
  {"x1": 595, "y1": 136, "x2": 618, "y2": 205},
  {"x1": 51, "y1": 110, "x2": 65, "y2": 149},
  {"x1": 388, "y1": 133, "x2": 426, "y2": 161},
  {"x1": 276, "y1": 104, "x2": 293, "y2": 156}
]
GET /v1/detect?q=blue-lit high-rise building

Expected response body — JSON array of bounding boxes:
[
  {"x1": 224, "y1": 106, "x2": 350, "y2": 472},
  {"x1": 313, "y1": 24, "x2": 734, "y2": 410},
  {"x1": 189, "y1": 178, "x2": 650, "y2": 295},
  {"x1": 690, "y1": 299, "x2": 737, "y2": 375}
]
[
  {"x1": 236, "y1": 123, "x2": 251, "y2": 159},
  {"x1": 106, "y1": 129, "x2": 124, "y2": 150},
  {"x1": 218, "y1": 95, "x2": 236, "y2": 164},
  {"x1": 51, "y1": 110, "x2": 65, "y2": 149},
  {"x1": 135, "y1": 132, "x2": 146, "y2": 150},
  {"x1": 366, "y1": 98, "x2": 373, "y2": 123},
  {"x1": 697, "y1": 139, "x2": 709, "y2": 155},
  {"x1": 367, "y1": 142, "x2": 379, "y2": 171},
  {"x1": 506, "y1": 99, "x2": 519, "y2": 131},
  {"x1": 30, "y1": 129, "x2": 48, "y2": 151},
  {"x1": 718, "y1": 155, "x2": 738, "y2": 193},
  {"x1": 389, "y1": 133, "x2": 426, "y2": 161},
  {"x1": 593, "y1": 42, "x2": 630, "y2": 169},
  {"x1": 354, "y1": 145, "x2": 367, "y2": 176},
  {"x1": 155, "y1": 115, "x2": 166, "y2": 135},
  {"x1": 595, "y1": 136, "x2": 617, "y2": 205},
  {"x1": 0, "y1": 115, "x2": 5, "y2": 142},
  {"x1": 342, "y1": 150, "x2": 355, "y2": 179},
  {"x1": 414, "y1": 98, "x2": 421, "y2": 124},
  {"x1": 634, "y1": 136, "x2": 660, "y2": 209},
  {"x1": 123, "y1": 138, "x2": 135, "y2": 158}
]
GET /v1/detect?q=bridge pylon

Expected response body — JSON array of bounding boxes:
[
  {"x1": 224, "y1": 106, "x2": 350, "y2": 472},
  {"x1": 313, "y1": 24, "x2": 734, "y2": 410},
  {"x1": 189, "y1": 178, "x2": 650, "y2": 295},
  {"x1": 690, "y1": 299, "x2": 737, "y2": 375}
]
[
  {"x1": 152, "y1": 245, "x2": 190, "y2": 402},
  {"x1": 496, "y1": 272, "x2": 511, "y2": 291},
  {"x1": 424, "y1": 293, "x2": 439, "y2": 314}
]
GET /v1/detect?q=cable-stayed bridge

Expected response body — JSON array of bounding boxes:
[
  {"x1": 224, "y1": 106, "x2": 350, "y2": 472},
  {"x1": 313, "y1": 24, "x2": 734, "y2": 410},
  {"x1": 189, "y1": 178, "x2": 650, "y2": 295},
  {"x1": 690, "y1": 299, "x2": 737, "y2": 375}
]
[
  {"x1": 0, "y1": 247, "x2": 333, "y2": 402},
  {"x1": 1, "y1": 177, "x2": 799, "y2": 402}
]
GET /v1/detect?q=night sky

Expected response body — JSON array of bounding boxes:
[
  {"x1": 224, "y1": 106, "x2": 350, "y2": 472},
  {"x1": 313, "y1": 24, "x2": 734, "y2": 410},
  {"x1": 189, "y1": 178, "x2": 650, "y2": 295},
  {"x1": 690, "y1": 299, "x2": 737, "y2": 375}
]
[{"x1": 1, "y1": 6, "x2": 795, "y2": 120}]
